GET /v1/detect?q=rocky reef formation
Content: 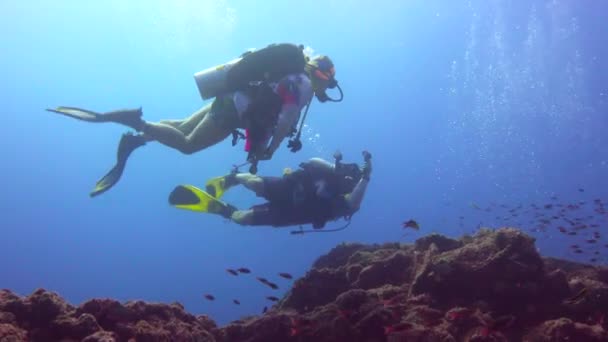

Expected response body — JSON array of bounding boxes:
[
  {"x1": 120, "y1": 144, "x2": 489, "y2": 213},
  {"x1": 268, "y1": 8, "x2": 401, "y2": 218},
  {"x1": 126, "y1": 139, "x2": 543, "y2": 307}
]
[{"x1": 2, "y1": 228, "x2": 607, "y2": 341}]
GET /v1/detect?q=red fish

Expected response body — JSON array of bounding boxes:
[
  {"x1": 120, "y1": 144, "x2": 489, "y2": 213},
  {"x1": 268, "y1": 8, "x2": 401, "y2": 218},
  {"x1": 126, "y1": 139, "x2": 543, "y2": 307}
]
[
  {"x1": 237, "y1": 267, "x2": 251, "y2": 274},
  {"x1": 402, "y1": 219, "x2": 420, "y2": 230},
  {"x1": 226, "y1": 269, "x2": 238, "y2": 276},
  {"x1": 278, "y1": 272, "x2": 293, "y2": 279},
  {"x1": 204, "y1": 294, "x2": 215, "y2": 301}
]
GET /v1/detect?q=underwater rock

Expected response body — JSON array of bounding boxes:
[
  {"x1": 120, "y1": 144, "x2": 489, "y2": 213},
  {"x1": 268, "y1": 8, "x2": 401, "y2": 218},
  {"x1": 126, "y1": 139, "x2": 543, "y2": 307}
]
[{"x1": 1, "y1": 228, "x2": 607, "y2": 341}]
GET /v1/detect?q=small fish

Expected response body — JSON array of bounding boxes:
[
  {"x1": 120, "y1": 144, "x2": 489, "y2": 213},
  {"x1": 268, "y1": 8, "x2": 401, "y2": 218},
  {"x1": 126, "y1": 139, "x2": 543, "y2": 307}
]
[
  {"x1": 267, "y1": 282, "x2": 279, "y2": 290},
  {"x1": 573, "y1": 249, "x2": 584, "y2": 254},
  {"x1": 278, "y1": 272, "x2": 293, "y2": 279},
  {"x1": 567, "y1": 231, "x2": 577, "y2": 236},
  {"x1": 570, "y1": 244, "x2": 580, "y2": 249},
  {"x1": 578, "y1": 188, "x2": 585, "y2": 192},
  {"x1": 237, "y1": 267, "x2": 251, "y2": 274},
  {"x1": 226, "y1": 269, "x2": 239, "y2": 276},
  {"x1": 266, "y1": 296, "x2": 279, "y2": 302},
  {"x1": 590, "y1": 258, "x2": 598, "y2": 263},
  {"x1": 586, "y1": 239, "x2": 597, "y2": 244},
  {"x1": 257, "y1": 277, "x2": 269, "y2": 284},
  {"x1": 262, "y1": 306, "x2": 268, "y2": 313},
  {"x1": 233, "y1": 299, "x2": 240, "y2": 305},
  {"x1": 402, "y1": 219, "x2": 420, "y2": 230},
  {"x1": 204, "y1": 294, "x2": 215, "y2": 301}
]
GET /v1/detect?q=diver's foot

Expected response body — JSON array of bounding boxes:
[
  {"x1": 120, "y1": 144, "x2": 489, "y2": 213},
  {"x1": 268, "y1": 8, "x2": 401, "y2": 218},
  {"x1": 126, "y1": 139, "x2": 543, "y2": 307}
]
[
  {"x1": 205, "y1": 173, "x2": 238, "y2": 199},
  {"x1": 216, "y1": 203, "x2": 237, "y2": 219},
  {"x1": 103, "y1": 108, "x2": 145, "y2": 131},
  {"x1": 118, "y1": 132, "x2": 147, "y2": 161}
]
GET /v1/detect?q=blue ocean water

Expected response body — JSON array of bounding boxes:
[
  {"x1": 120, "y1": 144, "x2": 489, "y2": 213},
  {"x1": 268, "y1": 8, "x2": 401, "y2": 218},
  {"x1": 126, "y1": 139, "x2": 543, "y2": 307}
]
[{"x1": 1, "y1": 0, "x2": 606, "y2": 325}]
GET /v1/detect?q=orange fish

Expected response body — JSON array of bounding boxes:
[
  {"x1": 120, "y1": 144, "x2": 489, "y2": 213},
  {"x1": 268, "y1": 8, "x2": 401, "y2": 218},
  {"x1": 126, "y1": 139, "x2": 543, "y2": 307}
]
[{"x1": 402, "y1": 219, "x2": 420, "y2": 230}]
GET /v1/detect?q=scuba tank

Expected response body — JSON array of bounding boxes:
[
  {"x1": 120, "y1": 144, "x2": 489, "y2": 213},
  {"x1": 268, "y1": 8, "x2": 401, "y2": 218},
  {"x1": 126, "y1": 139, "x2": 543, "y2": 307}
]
[
  {"x1": 193, "y1": 43, "x2": 307, "y2": 101},
  {"x1": 193, "y1": 57, "x2": 243, "y2": 100}
]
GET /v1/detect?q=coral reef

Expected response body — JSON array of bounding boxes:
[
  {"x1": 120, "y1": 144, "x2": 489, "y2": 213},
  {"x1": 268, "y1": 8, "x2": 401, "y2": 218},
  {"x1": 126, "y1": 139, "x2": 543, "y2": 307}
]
[{"x1": 2, "y1": 228, "x2": 607, "y2": 341}]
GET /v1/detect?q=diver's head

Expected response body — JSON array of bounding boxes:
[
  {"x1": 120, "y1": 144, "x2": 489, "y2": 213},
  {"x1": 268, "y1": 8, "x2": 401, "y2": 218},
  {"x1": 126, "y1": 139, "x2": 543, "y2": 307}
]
[{"x1": 305, "y1": 55, "x2": 341, "y2": 102}]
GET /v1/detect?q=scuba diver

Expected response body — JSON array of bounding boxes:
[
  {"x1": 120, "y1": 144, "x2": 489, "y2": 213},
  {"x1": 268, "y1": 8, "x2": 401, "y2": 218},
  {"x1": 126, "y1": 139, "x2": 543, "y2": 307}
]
[
  {"x1": 168, "y1": 151, "x2": 372, "y2": 232},
  {"x1": 46, "y1": 43, "x2": 343, "y2": 197}
]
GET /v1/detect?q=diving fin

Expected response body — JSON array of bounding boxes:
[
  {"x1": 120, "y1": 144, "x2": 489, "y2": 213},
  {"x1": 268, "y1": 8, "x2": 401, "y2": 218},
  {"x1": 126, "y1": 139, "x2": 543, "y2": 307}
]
[
  {"x1": 205, "y1": 173, "x2": 237, "y2": 199},
  {"x1": 169, "y1": 185, "x2": 236, "y2": 218},
  {"x1": 90, "y1": 132, "x2": 146, "y2": 197},
  {"x1": 46, "y1": 106, "x2": 144, "y2": 130}
]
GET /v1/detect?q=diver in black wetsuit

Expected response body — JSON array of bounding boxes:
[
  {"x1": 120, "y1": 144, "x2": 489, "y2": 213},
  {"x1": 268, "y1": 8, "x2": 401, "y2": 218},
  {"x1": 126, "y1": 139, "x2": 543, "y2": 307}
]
[{"x1": 169, "y1": 151, "x2": 372, "y2": 229}]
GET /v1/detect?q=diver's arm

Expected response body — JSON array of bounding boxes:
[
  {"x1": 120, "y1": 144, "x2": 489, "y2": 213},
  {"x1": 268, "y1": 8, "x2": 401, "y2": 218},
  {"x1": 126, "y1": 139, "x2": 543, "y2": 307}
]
[
  {"x1": 344, "y1": 151, "x2": 372, "y2": 213},
  {"x1": 263, "y1": 74, "x2": 313, "y2": 159},
  {"x1": 265, "y1": 104, "x2": 299, "y2": 156},
  {"x1": 344, "y1": 178, "x2": 369, "y2": 212}
]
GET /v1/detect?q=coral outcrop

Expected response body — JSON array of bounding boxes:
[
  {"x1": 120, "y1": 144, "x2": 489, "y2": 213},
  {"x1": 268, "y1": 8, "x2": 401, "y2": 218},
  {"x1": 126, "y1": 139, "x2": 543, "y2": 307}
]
[{"x1": 2, "y1": 228, "x2": 607, "y2": 341}]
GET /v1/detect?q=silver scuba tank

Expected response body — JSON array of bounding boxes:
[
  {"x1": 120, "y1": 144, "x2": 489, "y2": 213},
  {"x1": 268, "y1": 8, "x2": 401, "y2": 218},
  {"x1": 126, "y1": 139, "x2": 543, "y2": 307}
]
[{"x1": 193, "y1": 57, "x2": 242, "y2": 100}]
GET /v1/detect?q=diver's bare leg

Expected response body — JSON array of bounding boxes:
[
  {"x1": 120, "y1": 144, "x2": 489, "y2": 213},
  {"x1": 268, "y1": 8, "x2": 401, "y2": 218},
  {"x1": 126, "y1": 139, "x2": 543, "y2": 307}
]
[
  {"x1": 156, "y1": 104, "x2": 210, "y2": 131},
  {"x1": 142, "y1": 105, "x2": 231, "y2": 154}
]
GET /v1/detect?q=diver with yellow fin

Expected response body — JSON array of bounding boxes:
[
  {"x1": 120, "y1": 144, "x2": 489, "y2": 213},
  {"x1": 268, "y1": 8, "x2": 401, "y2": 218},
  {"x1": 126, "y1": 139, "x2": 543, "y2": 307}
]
[
  {"x1": 169, "y1": 151, "x2": 372, "y2": 232},
  {"x1": 46, "y1": 43, "x2": 343, "y2": 197}
]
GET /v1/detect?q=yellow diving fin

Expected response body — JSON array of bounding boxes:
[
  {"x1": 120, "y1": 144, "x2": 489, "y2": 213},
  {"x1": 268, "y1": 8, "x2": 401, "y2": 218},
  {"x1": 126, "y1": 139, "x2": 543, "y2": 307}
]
[
  {"x1": 169, "y1": 185, "x2": 236, "y2": 218},
  {"x1": 205, "y1": 176, "x2": 228, "y2": 199}
]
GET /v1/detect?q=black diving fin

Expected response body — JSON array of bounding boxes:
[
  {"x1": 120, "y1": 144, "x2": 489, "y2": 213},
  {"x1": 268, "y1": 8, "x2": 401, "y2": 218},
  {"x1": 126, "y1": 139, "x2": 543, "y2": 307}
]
[
  {"x1": 90, "y1": 132, "x2": 146, "y2": 197},
  {"x1": 46, "y1": 106, "x2": 144, "y2": 130}
]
